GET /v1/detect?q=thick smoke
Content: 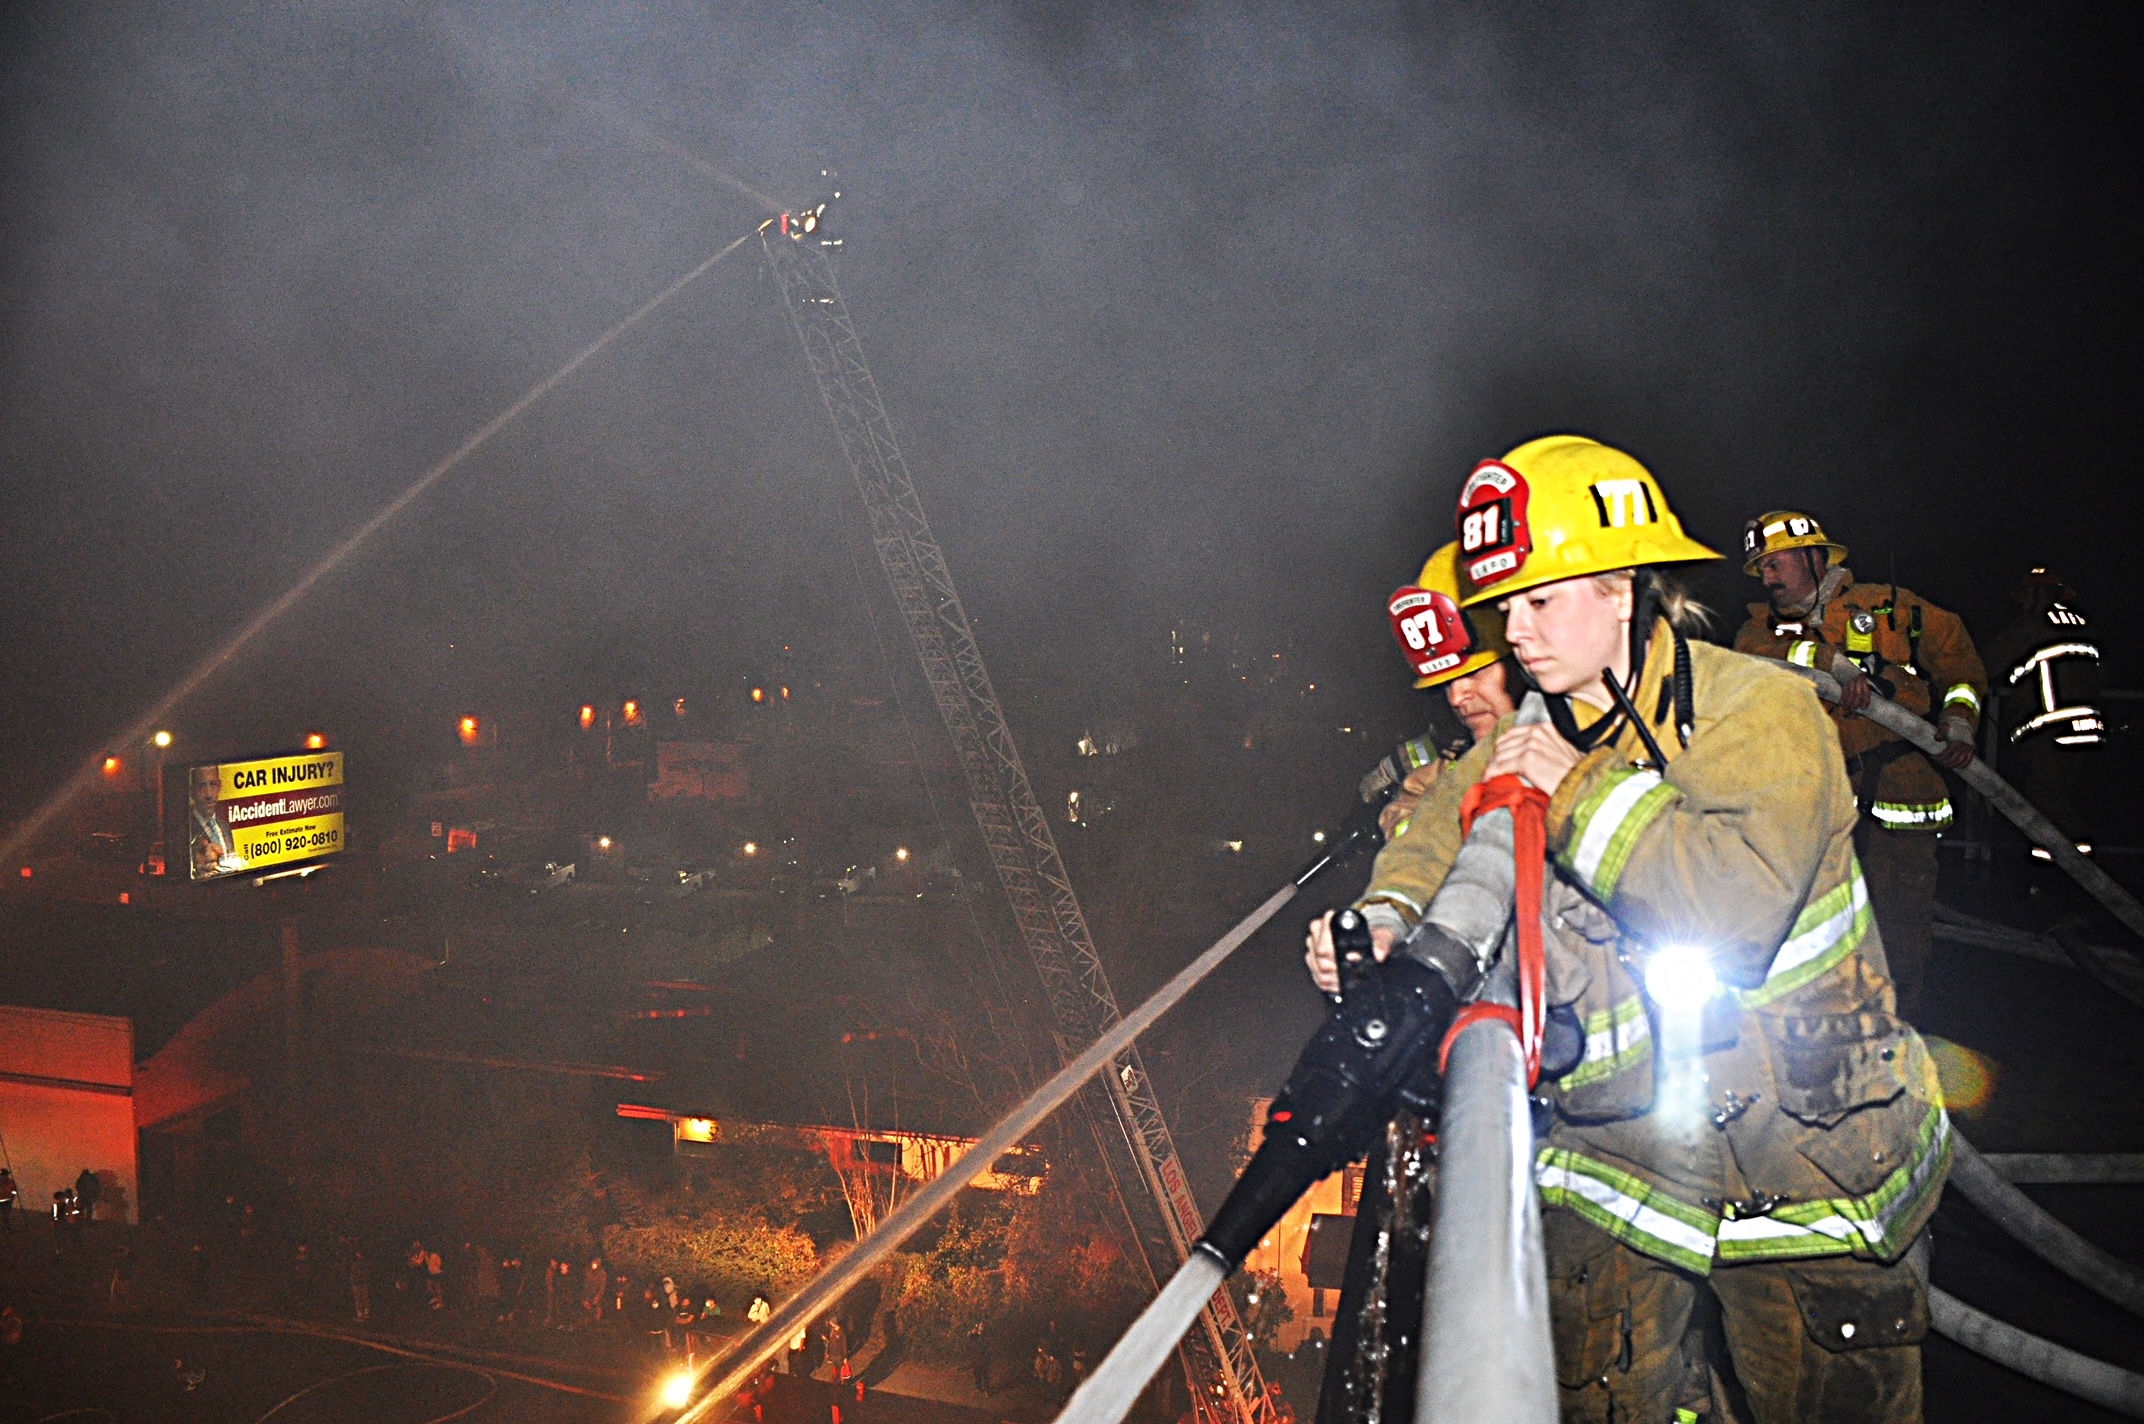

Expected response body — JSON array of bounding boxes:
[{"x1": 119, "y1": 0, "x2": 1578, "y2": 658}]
[
  {"x1": 0, "y1": 0, "x2": 2133, "y2": 1223},
  {"x1": 1, "y1": 3, "x2": 2128, "y2": 807}
]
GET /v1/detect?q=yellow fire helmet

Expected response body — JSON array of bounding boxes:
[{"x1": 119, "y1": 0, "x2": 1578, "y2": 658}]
[
  {"x1": 1739, "y1": 508, "x2": 1848, "y2": 578},
  {"x1": 1387, "y1": 542, "x2": 1512, "y2": 689},
  {"x1": 1455, "y1": 434, "x2": 1720, "y2": 606}
]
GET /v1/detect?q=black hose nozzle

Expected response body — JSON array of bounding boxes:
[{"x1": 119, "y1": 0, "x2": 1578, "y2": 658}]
[{"x1": 1200, "y1": 927, "x2": 1458, "y2": 1270}]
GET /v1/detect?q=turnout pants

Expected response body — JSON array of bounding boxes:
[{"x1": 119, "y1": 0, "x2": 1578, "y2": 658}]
[
  {"x1": 1546, "y1": 1211, "x2": 1927, "y2": 1424},
  {"x1": 1856, "y1": 826, "x2": 1938, "y2": 1020}
]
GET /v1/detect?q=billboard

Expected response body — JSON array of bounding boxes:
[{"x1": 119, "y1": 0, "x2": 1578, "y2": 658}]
[{"x1": 187, "y1": 750, "x2": 345, "y2": 881}]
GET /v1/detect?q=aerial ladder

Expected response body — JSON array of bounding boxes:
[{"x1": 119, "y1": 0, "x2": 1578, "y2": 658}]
[{"x1": 761, "y1": 194, "x2": 1276, "y2": 1424}]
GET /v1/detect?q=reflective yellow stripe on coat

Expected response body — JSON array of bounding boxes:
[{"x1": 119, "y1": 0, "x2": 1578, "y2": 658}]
[{"x1": 1535, "y1": 1106, "x2": 1953, "y2": 1275}]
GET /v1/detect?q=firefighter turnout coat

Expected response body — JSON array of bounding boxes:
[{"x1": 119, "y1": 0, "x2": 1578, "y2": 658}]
[
  {"x1": 1359, "y1": 622, "x2": 1950, "y2": 1276},
  {"x1": 1732, "y1": 570, "x2": 1987, "y2": 833}
]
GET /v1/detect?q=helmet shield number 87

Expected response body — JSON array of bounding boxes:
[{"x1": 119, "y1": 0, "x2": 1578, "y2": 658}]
[
  {"x1": 1387, "y1": 585, "x2": 1475, "y2": 680},
  {"x1": 1456, "y1": 460, "x2": 1532, "y2": 588}
]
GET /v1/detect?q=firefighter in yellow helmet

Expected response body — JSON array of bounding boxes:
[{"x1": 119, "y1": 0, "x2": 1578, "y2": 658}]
[
  {"x1": 1308, "y1": 437, "x2": 1945, "y2": 1422},
  {"x1": 1731, "y1": 511, "x2": 1987, "y2": 1018},
  {"x1": 1372, "y1": 542, "x2": 1520, "y2": 839}
]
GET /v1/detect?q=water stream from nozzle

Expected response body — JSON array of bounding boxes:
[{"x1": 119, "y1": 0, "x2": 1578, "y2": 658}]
[{"x1": 0, "y1": 230, "x2": 755, "y2": 867}]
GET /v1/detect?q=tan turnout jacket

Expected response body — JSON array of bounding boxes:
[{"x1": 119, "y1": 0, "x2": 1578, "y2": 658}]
[
  {"x1": 1358, "y1": 621, "x2": 1949, "y2": 1274},
  {"x1": 1732, "y1": 570, "x2": 1987, "y2": 832}
]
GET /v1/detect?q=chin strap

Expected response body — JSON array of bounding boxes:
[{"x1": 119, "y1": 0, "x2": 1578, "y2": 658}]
[{"x1": 1441, "y1": 775, "x2": 1550, "y2": 1087}]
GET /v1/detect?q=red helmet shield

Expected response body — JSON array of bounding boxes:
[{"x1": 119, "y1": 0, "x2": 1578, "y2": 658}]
[
  {"x1": 1388, "y1": 585, "x2": 1475, "y2": 680},
  {"x1": 1456, "y1": 460, "x2": 1532, "y2": 589}
]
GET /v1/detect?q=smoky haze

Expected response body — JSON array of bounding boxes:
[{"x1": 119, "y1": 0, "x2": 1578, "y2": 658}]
[{"x1": 1, "y1": 2, "x2": 2134, "y2": 817}]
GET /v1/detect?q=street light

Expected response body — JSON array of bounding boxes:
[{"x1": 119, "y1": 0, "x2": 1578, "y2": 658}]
[
  {"x1": 458, "y1": 715, "x2": 481, "y2": 746},
  {"x1": 304, "y1": 732, "x2": 328, "y2": 750},
  {"x1": 152, "y1": 730, "x2": 173, "y2": 749}
]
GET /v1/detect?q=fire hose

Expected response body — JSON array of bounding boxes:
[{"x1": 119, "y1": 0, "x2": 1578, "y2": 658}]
[
  {"x1": 1947, "y1": 1135, "x2": 2144, "y2": 1318},
  {"x1": 1770, "y1": 659, "x2": 2144, "y2": 950},
  {"x1": 1058, "y1": 674, "x2": 2144, "y2": 1423},
  {"x1": 1929, "y1": 1289, "x2": 2144, "y2": 1417},
  {"x1": 1056, "y1": 694, "x2": 1564, "y2": 1424},
  {"x1": 1773, "y1": 661, "x2": 2144, "y2": 1409},
  {"x1": 672, "y1": 799, "x2": 1392, "y2": 1424}
]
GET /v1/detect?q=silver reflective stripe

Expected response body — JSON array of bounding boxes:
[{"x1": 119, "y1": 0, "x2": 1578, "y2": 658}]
[
  {"x1": 1764, "y1": 870, "x2": 1869, "y2": 983},
  {"x1": 1557, "y1": 997, "x2": 1651, "y2": 1090},
  {"x1": 1568, "y1": 771, "x2": 1664, "y2": 889},
  {"x1": 1533, "y1": 1153, "x2": 1718, "y2": 1271},
  {"x1": 1360, "y1": 889, "x2": 1424, "y2": 919},
  {"x1": 1871, "y1": 800, "x2": 1952, "y2": 829},
  {"x1": 2014, "y1": 705, "x2": 2105, "y2": 739},
  {"x1": 2007, "y1": 642, "x2": 2101, "y2": 683},
  {"x1": 1715, "y1": 1214, "x2": 1858, "y2": 1246}
]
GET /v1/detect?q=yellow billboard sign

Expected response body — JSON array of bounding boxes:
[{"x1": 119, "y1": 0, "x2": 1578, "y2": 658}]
[{"x1": 186, "y1": 751, "x2": 345, "y2": 881}]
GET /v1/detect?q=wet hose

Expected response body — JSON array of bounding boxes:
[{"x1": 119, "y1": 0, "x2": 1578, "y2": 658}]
[
  {"x1": 1771, "y1": 660, "x2": 2144, "y2": 948},
  {"x1": 1930, "y1": 903, "x2": 2144, "y2": 1010},
  {"x1": 1948, "y1": 1134, "x2": 2144, "y2": 1319},
  {"x1": 1929, "y1": 1288, "x2": 2144, "y2": 1419}
]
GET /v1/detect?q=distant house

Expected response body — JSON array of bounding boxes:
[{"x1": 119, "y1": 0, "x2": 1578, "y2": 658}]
[
  {"x1": 0, "y1": 1005, "x2": 138, "y2": 1224},
  {"x1": 1239, "y1": 1096, "x2": 1362, "y2": 1353},
  {"x1": 133, "y1": 948, "x2": 432, "y2": 1213}
]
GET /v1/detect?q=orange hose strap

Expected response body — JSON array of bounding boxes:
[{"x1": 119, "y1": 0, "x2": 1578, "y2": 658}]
[{"x1": 1438, "y1": 775, "x2": 1551, "y2": 1087}]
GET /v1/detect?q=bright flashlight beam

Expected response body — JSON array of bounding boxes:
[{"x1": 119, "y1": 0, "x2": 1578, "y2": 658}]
[
  {"x1": 1644, "y1": 944, "x2": 1719, "y2": 1014},
  {"x1": 0, "y1": 229, "x2": 757, "y2": 869}
]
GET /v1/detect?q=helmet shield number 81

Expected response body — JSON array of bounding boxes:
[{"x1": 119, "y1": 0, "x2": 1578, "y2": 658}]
[
  {"x1": 1456, "y1": 460, "x2": 1532, "y2": 588},
  {"x1": 1387, "y1": 585, "x2": 1475, "y2": 680}
]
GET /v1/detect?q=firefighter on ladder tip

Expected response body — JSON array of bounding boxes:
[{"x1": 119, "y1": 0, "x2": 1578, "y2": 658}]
[
  {"x1": 1980, "y1": 566, "x2": 2105, "y2": 862},
  {"x1": 1730, "y1": 512, "x2": 1987, "y2": 1020},
  {"x1": 1307, "y1": 437, "x2": 1948, "y2": 1423},
  {"x1": 1367, "y1": 541, "x2": 1521, "y2": 839}
]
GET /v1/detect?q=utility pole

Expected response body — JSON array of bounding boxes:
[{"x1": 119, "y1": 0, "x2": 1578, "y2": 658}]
[{"x1": 763, "y1": 209, "x2": 1275, "y2": 1424}]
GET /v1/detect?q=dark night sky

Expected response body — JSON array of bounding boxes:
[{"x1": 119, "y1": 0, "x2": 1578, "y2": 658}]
[{"x1": 2, "y1": 0, "x2": 2138, "y2": 819}]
